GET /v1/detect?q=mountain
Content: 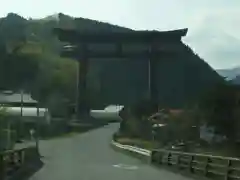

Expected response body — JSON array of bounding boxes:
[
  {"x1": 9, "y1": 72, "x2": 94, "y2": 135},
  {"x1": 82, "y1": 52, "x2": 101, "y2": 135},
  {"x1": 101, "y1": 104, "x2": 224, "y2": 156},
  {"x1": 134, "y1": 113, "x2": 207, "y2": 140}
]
[
  {"x1": 0, "y1": 13, "x2": 223, "y2": 108},
  {"x1": 217, "y1": 66, "x2": 240, "y2": 80},
  {"x1": 41, "y1": 13, "x2": 61, "y2": 22}
]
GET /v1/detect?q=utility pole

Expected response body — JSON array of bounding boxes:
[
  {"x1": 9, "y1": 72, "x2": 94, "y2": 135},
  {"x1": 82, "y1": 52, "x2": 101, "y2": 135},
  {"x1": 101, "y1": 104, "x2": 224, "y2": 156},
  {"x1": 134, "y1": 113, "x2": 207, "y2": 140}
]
[
  {"x1": 75, "y1": 61, "x2": 80, "y2": 120},
  {"x1": 148, "y1": 58, "x2": 152, "y2": 100},
  {"x1": 6, "y1": 119, "x2": 11, "y2": 149},
  {"x1": 20, "y1": 90, "x2": 23, "y2": 117},
  {"x1": 36, "y1": 102, "x2": 40, "y2": 156}
]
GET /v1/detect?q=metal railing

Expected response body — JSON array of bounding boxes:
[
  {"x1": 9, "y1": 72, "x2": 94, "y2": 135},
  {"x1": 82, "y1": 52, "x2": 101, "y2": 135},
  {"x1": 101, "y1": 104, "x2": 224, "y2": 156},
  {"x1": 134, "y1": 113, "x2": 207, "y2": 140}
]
[
  {"x1": 112, "y1": 135, "x2": 240, "y2": 179},
  {"x1": 151, "y1": 149, "x2": 240, "y2": 180},
  {"x1": 112, "y1": 140, "x2": 151, "y2": 156},
  {"x1": 0, "y1": 147, "x2": 38, "y2": 180}
]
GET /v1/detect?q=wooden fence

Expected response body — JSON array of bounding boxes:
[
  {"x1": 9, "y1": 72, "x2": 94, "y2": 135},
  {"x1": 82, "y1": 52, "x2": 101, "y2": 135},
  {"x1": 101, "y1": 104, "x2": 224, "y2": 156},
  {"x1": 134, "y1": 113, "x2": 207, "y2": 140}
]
[
  {"x1": 151, "y1": 149, "x2": 240, "y2": 180},
  {"x1": 0, "y1": 147, "x2": 38, "y2": 180}
]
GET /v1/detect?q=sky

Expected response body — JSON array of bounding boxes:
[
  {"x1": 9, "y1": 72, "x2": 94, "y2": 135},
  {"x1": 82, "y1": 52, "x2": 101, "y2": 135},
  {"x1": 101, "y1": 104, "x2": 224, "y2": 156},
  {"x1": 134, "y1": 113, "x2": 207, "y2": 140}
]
[{"x1": 0, "y1": 0, "x2": 240, "y2": 69}]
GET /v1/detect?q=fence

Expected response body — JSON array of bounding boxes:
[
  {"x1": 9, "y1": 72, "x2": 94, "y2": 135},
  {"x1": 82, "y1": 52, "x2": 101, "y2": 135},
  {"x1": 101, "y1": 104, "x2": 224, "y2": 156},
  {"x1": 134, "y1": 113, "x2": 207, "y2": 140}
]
[
  {"x1": 151, "y1": 149, "x2": 240, "y2": 180},
  {"x1": 0, "y1": 147, "x2": 38, "y2": 180}
]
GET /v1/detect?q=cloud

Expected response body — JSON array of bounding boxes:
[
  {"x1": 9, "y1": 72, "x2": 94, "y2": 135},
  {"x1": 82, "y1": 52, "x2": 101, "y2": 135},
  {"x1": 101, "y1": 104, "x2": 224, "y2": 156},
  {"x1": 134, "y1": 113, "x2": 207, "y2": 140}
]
[
  {"x1": 184, "y1": 8, "x2": 240, "y2": 69},
  {"x1": 114, "y1": 0, "x2": 240, "y2": 69},
  {"x1": 0, "y1": 0, "x2": 240, "y2": 69}
]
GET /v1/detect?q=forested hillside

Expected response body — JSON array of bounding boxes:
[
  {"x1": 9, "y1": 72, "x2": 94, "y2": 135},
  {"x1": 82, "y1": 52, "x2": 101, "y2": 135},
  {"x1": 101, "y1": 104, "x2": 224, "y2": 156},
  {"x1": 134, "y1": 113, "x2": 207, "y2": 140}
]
[
  {"x1": 231, "y1": 75, "x2": 240, "y2": 85},
  {"x1": 0, "y1": 13, "x2": 223, "y2": 111}
]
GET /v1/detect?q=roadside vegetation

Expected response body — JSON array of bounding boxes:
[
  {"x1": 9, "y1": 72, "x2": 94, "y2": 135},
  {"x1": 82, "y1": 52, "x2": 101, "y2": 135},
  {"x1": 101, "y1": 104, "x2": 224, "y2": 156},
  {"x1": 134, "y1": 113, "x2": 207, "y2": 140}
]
[{"x1": 117, "y1": 81, "x2": 240, "y2": 157}]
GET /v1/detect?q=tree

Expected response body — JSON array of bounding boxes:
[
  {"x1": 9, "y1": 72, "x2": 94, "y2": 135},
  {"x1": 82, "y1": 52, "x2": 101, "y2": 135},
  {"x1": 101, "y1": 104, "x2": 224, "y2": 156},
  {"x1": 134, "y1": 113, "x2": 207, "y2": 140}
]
[
  {"x1": 118, "y1": 99, "x2": 156, "y2": 139},
  {"x1": 198, "y1": 82, "x2": 240, "y2": 141},
  {"x1": 30, "y1": 53, "x2": 77, "y2": 107}
]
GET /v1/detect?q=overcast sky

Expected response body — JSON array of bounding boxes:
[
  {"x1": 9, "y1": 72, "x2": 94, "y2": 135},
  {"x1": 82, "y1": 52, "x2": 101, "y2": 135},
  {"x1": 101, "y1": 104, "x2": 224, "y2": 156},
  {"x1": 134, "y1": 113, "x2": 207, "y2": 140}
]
[{"x1": 0, "y1": 0, "x2": 240, "y2": 69}]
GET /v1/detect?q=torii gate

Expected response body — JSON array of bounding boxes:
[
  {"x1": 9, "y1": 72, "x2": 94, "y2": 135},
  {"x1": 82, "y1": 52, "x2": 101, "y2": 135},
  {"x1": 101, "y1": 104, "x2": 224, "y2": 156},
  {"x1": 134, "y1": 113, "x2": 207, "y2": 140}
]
[{"x1": 54, "y1": 28, "x2": 188, "y2": 119}]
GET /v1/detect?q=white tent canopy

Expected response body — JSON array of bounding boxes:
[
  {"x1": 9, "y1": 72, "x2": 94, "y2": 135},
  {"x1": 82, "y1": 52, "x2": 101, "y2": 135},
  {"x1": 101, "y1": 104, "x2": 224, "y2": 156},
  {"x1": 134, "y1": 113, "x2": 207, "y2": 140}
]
[
  {"x1": 4, "y1": 107, "x2": 47, "y2": 117},
  {"x1": 90, "y1": 105, "x2": 124, "y2": 121}
]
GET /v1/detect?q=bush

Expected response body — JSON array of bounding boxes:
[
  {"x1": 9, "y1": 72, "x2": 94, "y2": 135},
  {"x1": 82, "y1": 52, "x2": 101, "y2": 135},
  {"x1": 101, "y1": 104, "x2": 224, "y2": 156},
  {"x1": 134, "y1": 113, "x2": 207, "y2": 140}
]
[
  {"x1": 118, "y1": 99, "x2": 155, "y2": 139},
  {"x1": 197, "y1": 82, "x2": 240, "y2": 141},
  {"x1": 131, "y1": 99, "x2": 158, "y2": 118}
]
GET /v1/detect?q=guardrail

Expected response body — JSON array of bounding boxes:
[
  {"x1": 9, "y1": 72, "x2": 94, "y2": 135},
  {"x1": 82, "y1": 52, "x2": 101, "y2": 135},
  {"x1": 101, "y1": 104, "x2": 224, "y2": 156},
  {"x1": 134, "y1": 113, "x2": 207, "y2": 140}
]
[
  {"x1": 151, "y1": 149, "x2": 240, "y2": 180},
  {"x1": 0, "y1": 147, "x2": 38, "y2": 180},
  {"x1": 112, "y1": 135, "x2": 240, "y2": 180},
  {"x1": 112, "y1": 140, "x2": 151, "y2": 156}
]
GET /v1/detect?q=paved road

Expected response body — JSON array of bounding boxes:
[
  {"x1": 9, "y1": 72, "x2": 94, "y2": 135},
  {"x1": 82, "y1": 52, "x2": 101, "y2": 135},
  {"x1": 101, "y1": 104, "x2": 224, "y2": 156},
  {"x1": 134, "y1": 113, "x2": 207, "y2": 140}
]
[{"x1": 29, "y1": 123, "x2": 193, "y2": 180}]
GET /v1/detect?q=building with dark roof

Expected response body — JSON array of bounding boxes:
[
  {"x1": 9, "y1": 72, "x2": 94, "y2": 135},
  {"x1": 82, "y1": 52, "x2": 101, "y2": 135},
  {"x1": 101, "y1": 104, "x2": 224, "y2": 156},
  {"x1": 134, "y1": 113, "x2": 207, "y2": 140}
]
[{"x1": 0, "y1": 91, "x2": 37, "y2": 107}]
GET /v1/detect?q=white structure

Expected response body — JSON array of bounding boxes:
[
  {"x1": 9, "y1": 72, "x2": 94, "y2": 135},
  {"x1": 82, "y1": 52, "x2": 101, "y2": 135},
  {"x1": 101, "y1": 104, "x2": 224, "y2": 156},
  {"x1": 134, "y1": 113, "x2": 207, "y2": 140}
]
[
  {"x1": 90, "y1": 105, "x2": 124, "y2": 121},
  {"x1": 0, "y1": 91, "x2": 51, "y2": 124},
  {"x1": 4, "y1": 107, "x2": 51, "y2": 124},
  {"x1": 5, "y1": 107, "x2": 46, "y2": 116},
  {"x1": 0, "y1": 91, "x2": 37, "y2": 104}
]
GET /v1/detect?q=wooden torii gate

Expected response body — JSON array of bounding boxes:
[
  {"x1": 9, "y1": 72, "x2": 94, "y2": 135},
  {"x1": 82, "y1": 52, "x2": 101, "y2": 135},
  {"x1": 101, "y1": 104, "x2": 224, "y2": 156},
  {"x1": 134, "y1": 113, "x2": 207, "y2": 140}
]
[{"x1": 54, "y1": 28, "x2": 188, "y2": 119}]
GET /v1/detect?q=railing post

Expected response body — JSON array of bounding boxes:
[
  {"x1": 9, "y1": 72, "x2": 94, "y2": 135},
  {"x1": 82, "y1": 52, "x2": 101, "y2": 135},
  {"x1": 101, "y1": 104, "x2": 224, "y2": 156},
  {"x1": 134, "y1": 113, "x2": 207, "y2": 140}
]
[
  {"x1": 0, "y1": 154, "x2": 5, "y2": 180},
  {"x1": 18, "y1": 150, "x2": 24, "y2": 166},
  {"x1": 158, "y1": 151, "x2": 162, "y2": 164},
  {"x1": 21, "y1": 150, "x2": 25, "y2": 165},
  {"x1": 225, "y1": 159, "x2": 231, "y2": 180},
  {"x1": 167, "y1": 153, "x2": 171, "y2": 166},
  {"x1": 16, "y1": 151, "x2": 20, "y2": 166},
  {"x1": 176, "y1": 154, "x2": 180, "y2": 168},
  {"x1": 204, "y1": 157, "x2": 209, "y2": 176},
  {"x1": 13, "y1": 152, "x2": 18, "y2": 167},
  {"x1": 10, "y1": 152, "x2": 15, "y2": 167},
  {"x1": 150, "y1": 151, "x2": 155, "y2": 163},
  {"x1": 189, "y1": 155, "x2": 194, "y2": 173}
]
